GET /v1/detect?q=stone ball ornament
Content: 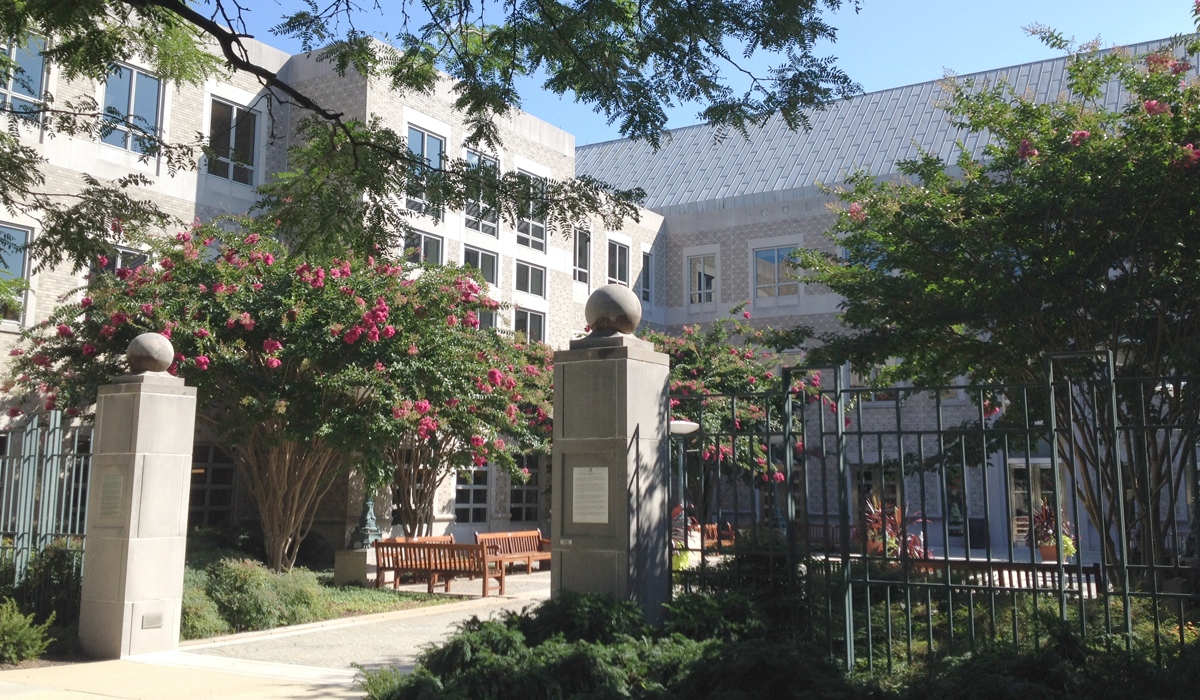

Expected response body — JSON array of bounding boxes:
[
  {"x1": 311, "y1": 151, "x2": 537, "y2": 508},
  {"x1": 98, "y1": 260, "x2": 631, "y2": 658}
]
[
  {"x1": 585, "y1": 283, "x2": 642, "y2": 335},
  {"x1": 126, "y1": 332, "x2": 174, "y2": 373}
]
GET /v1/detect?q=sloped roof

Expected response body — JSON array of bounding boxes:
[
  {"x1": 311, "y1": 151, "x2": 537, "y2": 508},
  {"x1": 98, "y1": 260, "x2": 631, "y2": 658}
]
[{"x1": 576, "y1": 38, "x2": 1191, "y2": 216}]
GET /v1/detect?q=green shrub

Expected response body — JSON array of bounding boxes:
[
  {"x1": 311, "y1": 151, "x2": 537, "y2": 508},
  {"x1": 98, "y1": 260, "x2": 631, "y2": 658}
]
[
  {"x1": 204, "y1": 558, "x2": 282, "y2": 632},
  {"x1": 17, "y1": 545, "x2": 83, "y2": 625},
  {"x1": 273, "y1": 567, "x2": 324, "y2": 626},
  {"x1": 0, "y1": 598, "x2": 52, "y2": 665},
  {"x1": 505, "y1": 591, "x2": 650, "y2": 646},
  {"x1": 181, "y1": 568, "x2": 231, "y2": 640},
  {"x1": 663, "y1": 592, "x2": 768, "y2": 642}
]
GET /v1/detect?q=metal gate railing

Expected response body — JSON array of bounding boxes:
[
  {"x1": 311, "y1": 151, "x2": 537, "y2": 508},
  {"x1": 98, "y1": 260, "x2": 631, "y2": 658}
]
[
  {"x1": 670, "y1": 353, "x2": 1200, "y2": 672},
  {"x1": 0, "y1": 410, "x2": 91, "y2": 623}
]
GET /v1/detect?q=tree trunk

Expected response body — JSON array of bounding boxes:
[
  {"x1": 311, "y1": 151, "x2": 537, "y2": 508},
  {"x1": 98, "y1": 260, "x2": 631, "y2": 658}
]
[
  {"x1": 233, "y1": 422, "x2": 343, "y2": 572},
  {"x1": 388, "y1": 432, "x2": 451, "y2": 538}
]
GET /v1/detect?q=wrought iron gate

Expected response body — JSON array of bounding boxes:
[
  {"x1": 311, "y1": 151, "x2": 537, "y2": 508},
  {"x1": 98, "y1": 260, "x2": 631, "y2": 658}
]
[
  {"x1": 670, "y1": 353, "x2": 1200, "y2": 671},
  {"x1": 0, "y1": 410, "x2": 91, "y2": 622}
]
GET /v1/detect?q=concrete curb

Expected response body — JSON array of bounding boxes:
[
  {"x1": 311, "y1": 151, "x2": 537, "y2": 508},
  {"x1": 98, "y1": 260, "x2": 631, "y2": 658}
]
[{"x1": 127, "y1": 651, "x2": 358, "y2": 685}]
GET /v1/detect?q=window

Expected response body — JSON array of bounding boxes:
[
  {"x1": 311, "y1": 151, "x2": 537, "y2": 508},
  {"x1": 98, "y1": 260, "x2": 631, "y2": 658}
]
[
  {"x1": 1, "y1": 36, "x2": 44, "y2": 115},
  {"x1": 463, "y1": 246, "x2": 497, "y2": 285},
  {"x1": 639, "y1": 252, "x2": 651, "y2": 302},
  {"x1": 755, "y1": 247, "x2": 798, "y2": 298},
  {"x1": 207, "y1": 99, "x2": 258, "y2": 185},
  {"x1": 516, "y1": 171, "x2": 546, "y2": 251},
  {"x1": 190, "y1": 443, "x2": 236, "y2": 527},
  {"x1": 455, "y1": 467, "x2": 488, "y2": 523},
  {"x1": 573, "y1": 230, "x2": 590, "y2": 284},
  {"x1": 479, "y1": 311, "x2": 497, "y2": 329},
  {"x1": 688, "y1": 254, "x2": 716, "y2": 304},
  {"x1": 515, "y1": 308, "x2": 545, "y2": 343},
  {"x1": 607, "y1": 241, "x2": 629, "y2": 286},
  {"x1": 0, "y1": 225, "x2": 27, "y2": 322},
  {"x1": 465, "y1": 151, "x2": 499, "y2": 236},
  {"x1": 93, "y1": 246, "x2": 148, "y2": 276},
  {"x1": 406, "y1": 231, "x2": 442, "y2": 264},
  {"x1": 101, "y1": 65, "x2": 161, "y2": 154},
  {"x1": 1009, "y1": 457, "x2": 1060, "y2": 544},
  {"x1": 406, "y1": 126, "x2": 444, "y2": 214},
  {"x1": 515, "y1": 261, "x2": 546, "y2": 297},
  {"x1": 510, "y1": 455, "x2": 541, "y2": 522}
]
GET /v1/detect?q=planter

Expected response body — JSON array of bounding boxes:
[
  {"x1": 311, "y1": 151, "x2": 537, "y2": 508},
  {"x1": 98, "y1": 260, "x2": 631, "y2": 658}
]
[
  {"x1": 1038, "y1": 544, "x2": 1061, "y2": 562},
  {"x1": 867, "y1": 539, "x2": 885, "y2": 556}
]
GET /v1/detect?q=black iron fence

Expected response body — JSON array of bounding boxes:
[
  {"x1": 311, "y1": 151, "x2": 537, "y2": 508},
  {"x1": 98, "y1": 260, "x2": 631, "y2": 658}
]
[
  {"x1": 670, "y1": 354, "x2": 1200, "y2": 671},
  {"x1": 0, "y1": 410, "x2": 90, "y2": 623}
]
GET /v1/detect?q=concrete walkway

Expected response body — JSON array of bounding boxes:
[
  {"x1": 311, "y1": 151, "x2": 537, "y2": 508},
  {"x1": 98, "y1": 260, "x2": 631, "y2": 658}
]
[{"x1": 0, "y1": 572, "x2": 552, "y2": 699}]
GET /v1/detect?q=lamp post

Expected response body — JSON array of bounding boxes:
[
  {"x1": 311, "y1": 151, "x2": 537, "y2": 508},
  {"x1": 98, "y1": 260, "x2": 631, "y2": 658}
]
[{"x1": 669, "y1": 420, "x2": 700, "y2": 507}]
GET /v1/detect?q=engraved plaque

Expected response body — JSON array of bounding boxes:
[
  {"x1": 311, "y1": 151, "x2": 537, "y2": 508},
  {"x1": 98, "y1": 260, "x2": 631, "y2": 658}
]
[
  {"x1": 572, "y1": 467, "x2": 609, "y2": 524},
  {"x1": 141, "y1": 613, "x2": 163, "y2": 629},
  {"x1": 100, "y1": 475, "x2": 123, "y2": 518}
]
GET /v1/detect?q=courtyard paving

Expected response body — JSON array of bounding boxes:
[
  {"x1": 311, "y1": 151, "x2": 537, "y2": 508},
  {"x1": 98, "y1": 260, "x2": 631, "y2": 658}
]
[{"x1": 0, "y1": 571, "x2": 551, "y2": 699}]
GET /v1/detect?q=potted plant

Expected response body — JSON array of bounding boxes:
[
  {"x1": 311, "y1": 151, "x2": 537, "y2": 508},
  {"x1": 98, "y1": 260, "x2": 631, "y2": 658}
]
[
  {"x1": 1029, "y1": 501, "x2": 1077, "y2": 561},
  {"x1": 863, "y1": 496, "x2": 928, "y2": 559}
]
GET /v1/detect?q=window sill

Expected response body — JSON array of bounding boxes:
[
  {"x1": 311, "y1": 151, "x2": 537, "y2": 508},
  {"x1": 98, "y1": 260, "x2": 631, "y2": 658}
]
[{"x1": 753, "y1": 294, "x2": 800, "y2": 309}]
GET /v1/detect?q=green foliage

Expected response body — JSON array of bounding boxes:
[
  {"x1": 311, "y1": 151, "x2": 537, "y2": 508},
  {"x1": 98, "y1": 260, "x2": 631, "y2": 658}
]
[
  {"x1": 204, "y1": 558, "x2": 286, "y2": 633},
  {"x1": 16, "y1": 545, "x2": 83, "y2": 626},
  {"x1": 502, "y1": 591, "x2": 651, "y2": 646},
  {"x1": 0, "y1": 598, "x2": 52, "y2": 665},
  {"x1": 181, "y1": 568, "x2": 232, "y2": 640},
  {"x1": 662, "y1": 592, "x2": 769, "y2": 642}
]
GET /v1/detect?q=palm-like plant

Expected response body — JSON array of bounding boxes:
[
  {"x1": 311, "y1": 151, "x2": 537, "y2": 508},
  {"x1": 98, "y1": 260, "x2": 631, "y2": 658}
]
[
  {"x1": 863, "y1": 496, "x2": 928, "y2": 559},
  {"x1": 1029, "y1": 501, "x2": 1077, "y2": 558}
]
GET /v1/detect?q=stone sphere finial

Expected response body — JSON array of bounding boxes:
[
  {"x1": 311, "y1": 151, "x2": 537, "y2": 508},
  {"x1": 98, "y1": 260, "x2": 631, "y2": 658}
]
[
  {"x1": 585, "y1": 284, "x2": 642, "y2": 336},
  {"x1": 126, "y1": 333, "x2": 174, "y2": 373}
]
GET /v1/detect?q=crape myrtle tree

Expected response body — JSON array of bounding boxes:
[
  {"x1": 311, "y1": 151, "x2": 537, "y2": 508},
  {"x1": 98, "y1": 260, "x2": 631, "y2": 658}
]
[
  {"x1": 4, "y1": 218, "x2": 552, "y2": 571},
  {"x1": 793, "y1": 14, "x2": 1200, "y2": 569},
  {"x1": 641, "y1": 305, "x2": 823, "y2": 528},
  {"x1": 1, "y1": 0, "x2": 861, "y2": 271}
]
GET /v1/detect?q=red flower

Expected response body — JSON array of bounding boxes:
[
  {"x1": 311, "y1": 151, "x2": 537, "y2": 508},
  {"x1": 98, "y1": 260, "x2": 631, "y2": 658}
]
[
  {"x1": 262, "y1": 339, "x2": 283, "y2": 354},
  {"x1": 266, "y1": 358, "x2": 281, "y2": 369},
  {"x1": 6, "y1": 407, "x2": 21, "y2": 418},
  {"x1": 408, "y1": 344, "x2": 418, "y2": 355},
  {"x1": 194, "y1": 356, "x2": 211, "y2": 370},
  {"x1": 80, "y1": 297, "x2": 92, "y2": 308},
  {"x1": 109, "y1": 313, "x2": 128, "y2": 325},
  {"x1": 194, "y1": 328, "x2": 210, "y2": 339},
  {"x1": 82, "y1": 344, "x2": 96, "y2": 357},
  {"x1": 56, "y1": 324, "x2": 73, "y2": 338}
]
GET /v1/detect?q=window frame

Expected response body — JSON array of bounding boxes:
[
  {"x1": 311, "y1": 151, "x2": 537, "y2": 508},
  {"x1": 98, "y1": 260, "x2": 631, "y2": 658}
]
[
  {"x1": 206, "y1": 97, "x2": 259, "y2": 186},
  {"x1": 100, "y1": 63, "x2": 162, "y2": 154},
  {"x1": 639, "y1": 252, "x2": 652, "y2": 302},
  {"x1": 407, "y1": 231, "x2": 443, "y2": 265},
  {"x1": 687, "y1": 253, "x2": 717, "y2": 305},
  {"x1": 515, "y1": 260, "x2": 547, "y2": 298},
  {"x1": 754, "y1": 246, "x2": 799, "y2": 299},
  {"x1": 0, "y1": 223, "x2": 30, "y2": 324},
  {"x1": 0, "y1": 36, "x2": 46, "y2": 117},
  {"x1": 406, "y1": 126, "x2": 446, "y2": 214},
  {"x1": 573, "y1": 229, "x2": 591, "y2": 285},
  {"x1": 510, "y1": 455, "x2": 541, "y2": 523},
  {"x1": 464, "y1": 150, "x2": 499, "y2": 237},
  {"x1": 607, "y1": 241, "x2": 629, "y2": 286},
  {"x1": 515, "y1": 170, "x2": 547, "y2": 252},
  {"x1": 463, "y1": 245, "x2": 498, "y2": 285},
  {"x1": 455, "y1": 466, "x2": 489, "y2": 524},
  {"x1": 190, "y1": 443, "x2": 237, "y2": 527},
  {"x1": 514, "y1": 308, "x2": 546, "y2": 343}
]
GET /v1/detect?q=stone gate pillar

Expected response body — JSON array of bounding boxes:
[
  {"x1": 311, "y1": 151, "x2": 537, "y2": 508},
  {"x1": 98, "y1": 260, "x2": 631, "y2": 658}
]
[
  {"x1": 550, "y1": 285, "x2": 670, "y2": 623},
  {"x1": 79, "y1": 333, "x2": 197, "y2": 658}
]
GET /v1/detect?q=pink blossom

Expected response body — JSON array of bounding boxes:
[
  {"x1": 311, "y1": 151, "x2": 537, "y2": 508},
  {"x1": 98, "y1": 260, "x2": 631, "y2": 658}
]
[
  {"x1": 160, "y1": 258, "x2": 175, "y2": 271},
  {"x1": 1144, "y1": 99, "x2": 1172, "y2": 116},
  {"x1": 203, "y1": 237, "x2": 215, "y2": 246},
  {"x1": 244, "y1": 233, "x2": 260, "y2": 245},
  {"x1": 175, "y1": 232, "x2": 192, "y2": 243},
  {"x1": 470, "y1": 436, "x2": 487, "y2": 448},
  {"x1": 366, "y1": 327, "x2": 380, "y2": 342},
  {"x1": 748, "y1": 376, "x2": 757, "y2": 384},
  {"x1": 414, "y1": 399, "x2": 432, "y2": 415},
  {"x1": 847, "y1": 201, "x2": 866, "y2": 222},
  {"x1": 262, "y1": 339, "x2": 282, "y2": 354},
  {"x1": 97, "y1": 255, "x2": 108, "y2": 268},
  {"x1": 238, "y1": 312, "x2": 255, "y2": 330},
  {"x1": 487, "y1": 368, "x2": 503, "y2": 386},
  {"x1": 743, "y1": 311, "x2": 751, "y2": 319},
  {"x1": 1068, "y1": 130, "x2": 1090, "y2": 146},
  {"x1": 56, "y1": 324, "x2": 73, "y2": 338},
  {"x1": 6, "y1": 407, "x2": 20, "y2": 418},
  {"x1": 212, "y1": 283, "x2": 227, "y2": 294},
  {"x1": 80, "y1": 297, "x2": 92, "y2": 308},
  {"x1": 408, "y1": 344, "x2": 419, "y2": 355},
  {"x1": 194, "y1": 356, "x2": 210, "y2": 370},
  {"x1": 375, "y1": 361, "x2": 386, "y2": 372},
  {"x1": 265, "y1": 358, "x2": 281, "y2": 369},
  {"x1": 194, "y1": 328, "x2": 210, "y2": 339},
  {"x1": 198, "y1": 284, "x2": 208, "y2": 292},
  {"x1": 1176, "y1": 143, "x2": 1200, "y2": 168},
  {"x1": 159, "y1": 329, "x2": 171, "y2": 339},
  {"x1": 251, "y1": 283, "x2": 263, "y2": 291},
  {"x1": 7, "y1": 349, "x2": 21, "y2": 357},
  {"x1": 110, "y1": 313, "x2": 128, "y2": 325},
  {"x1": 493, "y1": 439, "x2": 505, "y2": 450},
  {"x1": 343, "y1": 327, "x2": 362, "y2": 344},
  {"x1": 773, "y1": 471, "x2": 786, "y2": 483},
  {"x1": 1017, "y1": 139, "x2": 1038, "y2": 159},
  {"x1": 226, "y1": 319, "x2": 236, "y2": 330},
  {"x1": 521, "y1": 467, "x2": 531, "y2": 477},
  {"x1": 383, "y1": 325, "x2": 396, "y2": 338},
  {"x1": 99, "y1": 325, "x2": 115, "y2": 338},
  {"x1": 447, "y1": 315, "x2": 458, "y2": 326},
  {"x1": 82, "y1": 344, "x2": 96, "y2": 357},
  {"x1": 140, "y1": 304, "x2": 153, "y2": 316},
  {"x1": 416, "y1": 416, "x2": 439, "y2": 439}
]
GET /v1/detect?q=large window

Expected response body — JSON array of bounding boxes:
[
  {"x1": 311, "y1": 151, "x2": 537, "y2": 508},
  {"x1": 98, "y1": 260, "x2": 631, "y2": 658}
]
[
  {"x1": 207, "y1": 99, "x2": 258, "y2": 185},
  {"x1": 455, "y1": 467, "x2": 488, "y2": 523},
  {"x1": 1, "y1": 36, "x2": 44, "y2": 115},
  {"x1": 463, "y1": 246, "x2": 497, "y2": 285},
  {"x1": 510, "y1": 455, "x2": 541, "y2": 523},
  {"x1": 639, "y1": 252, "x2": 652, "y2": 302},
  {"x1": 465, "y1": 151, "x2": 499, "y2": 236},
  {"x1": 406, "y1": 231, "x2": 442, "y2": 264},
  {"x1": 607, "y1": 241, "x2": 629, "y2": 286},
  {"x1": 190, "y1": 443, "x2": 236, "y2": 527},
  {"x1": 0, "y1": 225, "x2": 27, "y2": 322},
  {"x1": 102, "y1": 65, "x2": 161, "y2": 154},
  {"x1": 515, "y1": 261, "x2": 546, "y2": 297},
  {"x1": 406, "y1": 126, "x2": 444, "y2": 214},
  {"x1": 515, "y1": 308, "x2": 545, "y2": 343},
  {"x1": 573, "y1": 230, "x2": 590, "y2": 284},
  {"x1": 516, "y1": 171, "x2": 546, "y2": 251},
  {"x1": 755, "y1": 247, "x2": 798, "y2": 298},
  {"x1": 688, "y1": 254, "x2": 716, "y2": 304},
  {"x1": 93, "y1": 246, "x2": 148, "y2": 276}
]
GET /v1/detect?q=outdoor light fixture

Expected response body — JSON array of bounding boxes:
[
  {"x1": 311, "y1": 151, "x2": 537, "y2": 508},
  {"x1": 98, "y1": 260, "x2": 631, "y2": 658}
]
[{"x1": 669, "y1": 420, "x2": 700, "y2": 436}]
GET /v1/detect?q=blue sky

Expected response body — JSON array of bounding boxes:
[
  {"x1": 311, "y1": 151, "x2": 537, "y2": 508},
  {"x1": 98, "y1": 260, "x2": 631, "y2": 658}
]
[{"x1": 241, "y1": 0, "x2": 1195, "y2": 145}]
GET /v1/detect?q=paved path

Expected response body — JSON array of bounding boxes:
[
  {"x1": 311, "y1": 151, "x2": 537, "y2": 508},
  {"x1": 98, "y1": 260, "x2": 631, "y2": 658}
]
[{"x1": 0, "y1": 571, "x2": 552, "y2": 699}]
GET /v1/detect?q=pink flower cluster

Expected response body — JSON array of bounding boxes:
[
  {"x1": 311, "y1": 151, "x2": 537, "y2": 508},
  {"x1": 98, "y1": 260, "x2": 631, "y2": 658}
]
[
  {"x1": 342, "y1": 297, "x2": 393, "y2": 344},
  {"x1": 1017, "y1": 139, "x2": 1038, "y2": 159},
  {"x1": 1068, "y1": 130, "x2": 1090, "y2": 146},
  {"x1": 1144, "y1": 100, "x2": 1172, "y2": 117},
  {"x1": 295, "y1": 263, "x2": 326, "y2": 288},
  {"x1": 847, "y1": 201, "x2": 866, "y2": 222},
  {"x1": 1176, "y1": 143, "x2": 1200, "y2": 168}
]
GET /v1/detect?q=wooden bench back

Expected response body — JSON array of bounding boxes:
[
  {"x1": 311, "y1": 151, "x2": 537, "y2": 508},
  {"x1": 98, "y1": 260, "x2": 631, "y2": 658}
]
[
  {"x1": 378, "y1": 535, "x2": 455, "y2": 544},
  {"x1": 476, "y1": 529, "x2": 544, "y2": 555},
  {"x1": 374, "y1": 541, "x2": 490, "y2": 573},
  {"x1": 910, "y1": 559, "x2": 1105, "y2": 598}
]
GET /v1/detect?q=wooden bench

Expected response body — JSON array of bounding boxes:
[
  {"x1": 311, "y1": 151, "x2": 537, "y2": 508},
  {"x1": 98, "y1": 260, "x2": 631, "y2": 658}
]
[
  {"x1": 476, "y1": 530, "x2": 551, "y2": 574},
  {"x1": 378, "y1": 535, "x2": 455, "y2": 544},
  {"x1": 702, "y1": 523, "x2": 736, "y2": 550},
  {"x1": 373, "y1": 541, "x2": 505, "y2": 596},
  {"x1": 910, "y1": 559, "x2": 1106, "y2": 599}
]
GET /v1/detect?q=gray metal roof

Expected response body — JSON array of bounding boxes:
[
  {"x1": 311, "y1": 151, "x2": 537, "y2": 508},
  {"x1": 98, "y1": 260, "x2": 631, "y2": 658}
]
[{"x1": 576, "y1": 38, "x2": 1193, "y2": 217}]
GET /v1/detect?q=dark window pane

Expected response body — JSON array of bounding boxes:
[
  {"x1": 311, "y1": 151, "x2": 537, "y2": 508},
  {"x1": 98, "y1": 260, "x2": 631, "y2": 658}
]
[
  {"x1": 209, "y1": 101, "x2": 233, "y2": 158},
  {"x1": 511, "y1": 507, "x2": 523, "y2": 521},
  {"x1": 213, "y1": 448, "x2": 234, "y2": 464},
  {"x1": 232, "y1": 109, "x2": 256, "y2": 167},
  {"x1": 473, "y1": 490, "x2": 487, "y2": 504},
  {"x1": 474, "y1": 470, "x2": 488, "y2": 486},
  {"x1": 472, "y1": 507, "x2": 486, "y2": 522},
  {"x1": 191, "y1": 468, "x2": 207, "y2": 485},
  {"x1": 192, "y1": 445, "x2": 211, "y2": 463},
  {"x1": 131, "y1": 72, "x2": 160, "y2": 153},
  {"x1": 455, "y1": 508, "x2": 470, "y2": 523},
  {"x1": 12, "y1": 37, "x2": 44, "y2": 99},
  {"x1": 511, "y1": 491, "x2": 524, "y2": 504},
  {"x1": 190, "y1": 489, "x2": 206, "y2": 507},
  {"x1": 209, "y1": 510, "x2": 231, "y2": 524},
  {"x1": 209, "y1": 490, "x2": 232, "y2": 507},
  {"x1": 233, "y1": 165, "x2": 252, "y2": 185},
  {"x1": 456, "y1": 490, "x2": 470, "y2": 504},
  {"x1": 210, "y1": 467, "x2": 235, "y2": 485}
]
